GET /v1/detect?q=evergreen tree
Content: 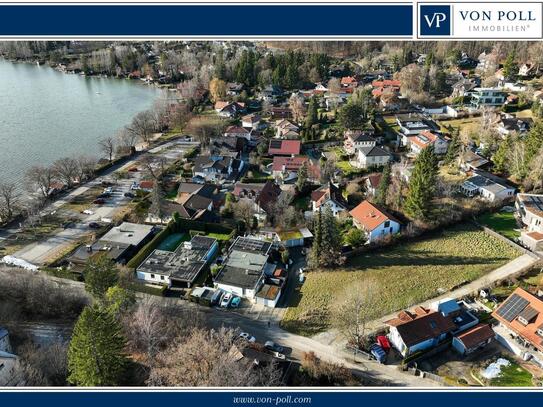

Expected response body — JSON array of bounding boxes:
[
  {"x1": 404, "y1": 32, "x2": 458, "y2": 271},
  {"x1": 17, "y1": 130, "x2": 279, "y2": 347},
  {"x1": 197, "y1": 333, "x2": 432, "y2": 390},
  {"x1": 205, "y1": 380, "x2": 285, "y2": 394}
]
[
  {"x1": 375, "y1": 163, "x2": 391, "y2": 206},
  {"x1": 305, "y1": 97, "x2": 319, "y2": 129},
  {"x1": 445, "y1": 128, "x2": 461, "y2": 165},
  {"x1": 296, "y1": 161, "x2": 308, "y2": 191},
  {"x1": 338, "y1": 103, "x2": 365, "y2": 130},
  {"x1": 493, "y1": 136, "x2": 511, "y2": 174},
  {"x1": 68, "y1": 305, "x2": 127, "y2": 386},
  {"x1": 524, "y1": 120, "x2": 543, "y2": 167},
  {"x1": 308, "y1": 207, "x2": 342, "y2": 269},
  {"x1": 502, "y1": 52, "x2": 518, "y2": 81},
  {"x1": 404, "y1": 147, "x2": 438, "y2": 220},
  {"x1": 84, "y1": 256, "x2": 118, "y2": 300}
]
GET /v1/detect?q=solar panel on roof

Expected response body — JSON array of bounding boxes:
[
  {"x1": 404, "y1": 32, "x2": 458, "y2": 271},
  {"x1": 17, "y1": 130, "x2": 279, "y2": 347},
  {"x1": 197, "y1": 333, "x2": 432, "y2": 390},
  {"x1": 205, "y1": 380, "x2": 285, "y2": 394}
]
[
  {"x1": 270, "y1": 140, "x2": 282, "y2": 149},
  {"x1": 496, "y1": 293, "x2": 529, "y2": 322}
]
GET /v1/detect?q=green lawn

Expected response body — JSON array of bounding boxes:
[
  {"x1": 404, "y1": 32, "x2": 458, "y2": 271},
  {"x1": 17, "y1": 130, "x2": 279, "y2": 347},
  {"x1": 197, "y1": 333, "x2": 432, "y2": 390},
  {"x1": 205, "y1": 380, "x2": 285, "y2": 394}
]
[
  {"x1": 281, "y1": 223, "x2": 520, "y2": 336},
  {"x1": 477, "y1": 211, "x2": 520, "y2": 240},
  {"x1": 488, "y1": 360, "x2": 534, "y2": 387},
  {"x1": 205, "y1": 232, "x2": 233, "y2": 241}
]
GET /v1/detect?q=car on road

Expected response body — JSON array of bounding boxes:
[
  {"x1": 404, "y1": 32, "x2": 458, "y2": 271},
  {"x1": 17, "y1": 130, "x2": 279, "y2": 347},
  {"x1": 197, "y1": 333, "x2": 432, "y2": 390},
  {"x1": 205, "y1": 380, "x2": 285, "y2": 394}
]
[
  {"x1": 101, "y1": 180, "x2": 113, "y2": 187},
  {"x1": 62, "y1": 221, "x2": 75, "y2": 229},
  {"x1": 211, "y1": 289, "x2": 224, "y2": 306},
  {"x1": 93, "y1": 198, "x2": 106, "y2": 205},
  {"x1": 98, "y1": 192, "x2": 111, "y2": 199},
  {"x1": 124, "y1": 192, "x2": 135, "y2": 198},
  {"x1": 272, "y1": 351, "x2": 286, "y2": 360},
  {"x1": 81, "y1": 209, "x2": 94, "y2": 215},
  {"x1": 238, "y1": 332, "x2": 256, "y2": 343},
  {"x1": 103, "y1": 187, "x2": 113, "y2": 194},
  {"x1": 264, "y1": 341, "x2": 284, "y2": 353},
  {"x1": 230, "y1": 296, "x2": 241, "y2": 308},
  {"x1": 88, "y1": 222, "x2": 101, "y2": 229},
  {"x1": 220, "y1": 292, "x2": 232, "y2": 308}
]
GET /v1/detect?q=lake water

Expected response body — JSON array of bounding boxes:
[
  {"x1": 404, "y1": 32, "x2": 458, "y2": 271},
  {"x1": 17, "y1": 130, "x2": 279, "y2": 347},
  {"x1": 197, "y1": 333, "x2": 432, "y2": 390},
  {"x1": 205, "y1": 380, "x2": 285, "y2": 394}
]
[{"x1": 0, "y1": 59, "x2": 163, "y2": 186}]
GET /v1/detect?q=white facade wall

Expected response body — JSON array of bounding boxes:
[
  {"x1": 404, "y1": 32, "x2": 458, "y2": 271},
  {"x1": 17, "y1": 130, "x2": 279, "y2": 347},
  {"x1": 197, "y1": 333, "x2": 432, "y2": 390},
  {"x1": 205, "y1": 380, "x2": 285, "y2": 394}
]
[{"x1": 367, "y1": 219, "x2": 401, "y2": 243}]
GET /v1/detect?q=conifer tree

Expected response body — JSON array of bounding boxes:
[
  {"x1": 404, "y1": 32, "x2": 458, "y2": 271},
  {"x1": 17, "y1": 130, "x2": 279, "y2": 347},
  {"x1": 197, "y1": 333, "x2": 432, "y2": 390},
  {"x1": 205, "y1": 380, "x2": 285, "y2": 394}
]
[
  {"x1": 305, "y1": 97, "x2": 319, "y2": 129},
  {"x1": 374, "y1": 163, "x2": 391, "y2": 206},
  {"x1": 404, "y1": 146, "x2": 438, "y2": 220},
  {"x1": 84, "y1": 256, "x2": 118, "y2": 300}
]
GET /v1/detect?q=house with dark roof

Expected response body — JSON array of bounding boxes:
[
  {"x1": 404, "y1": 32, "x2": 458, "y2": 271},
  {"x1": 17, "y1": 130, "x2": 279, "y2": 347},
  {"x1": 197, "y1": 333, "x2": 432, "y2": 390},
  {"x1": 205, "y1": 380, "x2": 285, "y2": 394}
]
[
  {"x1": 460, "y1": 170, "x2": 515, "y2": 202},
  {"x1": 365, "y1": 173, "x2": 382, "y2": 197},
  {"x1": 310, "y1": 182, "x2": 348, "y2": 217},
  {"x1": 226, "y1": 82, "x2": 244, "y2": 96},
  {"x1": 224, "y1": 125, "x2": 252, "y2": 141},
  {"x1": 354, "y1": 145, "x2": 391, "y2": 169},
  {"x1": 452, "y1": 324, "x2": 495, "y2": 355},
  {"x1": 349, "y1": 200, "x2": 400, "y2": 243},
  {"x1": 268, "y1": 139, "x2": 301, "y2": 156},
  {"x1": 214, "y1": 101, "x2": 245, "y2": 118},
  {"x1": 192, "y1": 155, "x2": 244, "y2": 183},
  {"x1": 214, "y1": 237, "x2": 275, "y2": 299},
  {"x1": 136, "y1": 235, "x2": 218, "y2": 288},
  {"x1": 233, "y1": 180, "x2": 282, "y2": 221},
  {"x1": 344, "y1": 130, "x2": 377, "y2": 155},
  {"x1": 386, "y1": 306, "x2": 457, "y2": 357}
]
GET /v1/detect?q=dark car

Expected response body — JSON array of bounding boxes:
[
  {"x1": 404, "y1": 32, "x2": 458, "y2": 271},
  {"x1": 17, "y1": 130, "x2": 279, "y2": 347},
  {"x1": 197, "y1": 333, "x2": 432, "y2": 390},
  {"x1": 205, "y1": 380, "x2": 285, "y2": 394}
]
[
  {"x1": 101, "y1": 180, "x2": 113, "y2": 186},
  {"x1": 62, "y1": 221, "x2": 75, "y2": 229},
  {"x1": 97, "y1": 193, "x2": 111, "y2": 199},
  {"x1": 88, "y1": 222, "x2": 101, "y2": 229},
  {"x1": 93, "y1": 198, "x2": 106, "y2": 205},
  {"x1": 264, "y1": 341, "x2": 284, "y2": 353},
  {"x1": 124, "y1": 192, "x2": 135, "y2": 198}
]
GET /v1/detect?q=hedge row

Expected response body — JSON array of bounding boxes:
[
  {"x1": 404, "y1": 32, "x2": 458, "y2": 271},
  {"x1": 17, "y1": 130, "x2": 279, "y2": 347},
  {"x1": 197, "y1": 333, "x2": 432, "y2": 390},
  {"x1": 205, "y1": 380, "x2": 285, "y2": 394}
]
[
  {"x1": 240, "y1": 177, "x2": 271, "y2": 183},
  {"x1": 126, "y1": 224, "x2": 172, "y2": 269},
  {"x1": 125, "y1": 281, "x2": 167, "y2": 296}
]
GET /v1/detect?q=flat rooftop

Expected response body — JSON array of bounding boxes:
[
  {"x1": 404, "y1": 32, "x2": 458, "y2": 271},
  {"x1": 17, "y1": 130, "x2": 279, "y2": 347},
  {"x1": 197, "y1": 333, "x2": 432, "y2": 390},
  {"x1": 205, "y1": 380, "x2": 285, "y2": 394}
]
[{"x1": 100, "y1": 222, "x2": 155, "y2": 246}]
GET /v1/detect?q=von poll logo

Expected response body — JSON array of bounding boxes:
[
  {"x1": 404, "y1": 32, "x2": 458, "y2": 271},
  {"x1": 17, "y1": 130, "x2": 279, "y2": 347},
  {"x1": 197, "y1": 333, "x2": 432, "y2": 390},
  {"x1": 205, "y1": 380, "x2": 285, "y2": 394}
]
[{"x1": 420, "y1": 4, "x2": 451, "y2": 36}]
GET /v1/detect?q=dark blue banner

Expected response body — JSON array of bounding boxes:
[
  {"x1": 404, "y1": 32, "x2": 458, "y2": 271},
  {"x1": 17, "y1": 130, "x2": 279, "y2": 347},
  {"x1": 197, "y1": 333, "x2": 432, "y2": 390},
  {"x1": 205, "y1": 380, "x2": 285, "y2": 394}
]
[
  {"x1": 0, "y1": 4, "x2": 412, "y2": 37},
  {"x1": 1, "y1": 391, "x2": 543, "y2": 406}
]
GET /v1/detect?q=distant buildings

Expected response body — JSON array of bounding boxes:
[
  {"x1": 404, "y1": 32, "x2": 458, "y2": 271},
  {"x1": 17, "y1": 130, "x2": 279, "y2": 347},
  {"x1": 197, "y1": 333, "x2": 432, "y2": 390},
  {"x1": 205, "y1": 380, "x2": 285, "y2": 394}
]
[
  {"x1": 470, "y1": 88, "x2": 507, "y2": 109},
  {"x1": 516, "y1": 193, "x2": 543, "y2": 250}
]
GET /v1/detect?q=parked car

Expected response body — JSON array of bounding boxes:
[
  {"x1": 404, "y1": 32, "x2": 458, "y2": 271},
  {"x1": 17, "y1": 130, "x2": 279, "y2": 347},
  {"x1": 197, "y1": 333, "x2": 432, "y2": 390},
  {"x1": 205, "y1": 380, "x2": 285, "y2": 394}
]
[
  {"x1": 103, "y1": 187, "x2": 113, "y2": 194},
  {"x1": 376, "y1": 336, "x2": 391, "y2": 352},
  {"x1": 370, "y1": 344, "x2": 387, "y2": 364},
  {"x1": 220, "y1": 292, "x2": 232, "y2": 308},
  {"x1": 238, "y1": 332, "x2": 256, "y2": 343},
  {"x1": 97, "y1": 193, "x2": 111, "y2": 199},
  {"x1": 264, "y1": 341, "x2": 284, "y2": 353},
  {"x1": 124, "y1": 192, "x2": 135, "y2": 198},
  {"x1": 230, "y1": 296, "x2": 241, "y2": 308},
  {"x1": 81, "y1": 209, "x2": 94, "y2": 215},
  {"x1": 128, "y1": 166, "x2": 138, "y2": 172},
  {"x1": 101, "y1": 180, "x2": 113, "y2": 186},
  {"x1": 93, "y1": 198, "x2": 106, "y2": 205},
  {"x1": 62, "y1": 221, "x2": 75, "y2": 229},
  {"x1": 211, "y1": 290, "x2": 224, "y2": 306},
  {"x1": 88, "y1": 222, "x2": 101, "y2": 229},
  {"x1": 272, "y1": 351, "x2": 286, "y2": 360}
]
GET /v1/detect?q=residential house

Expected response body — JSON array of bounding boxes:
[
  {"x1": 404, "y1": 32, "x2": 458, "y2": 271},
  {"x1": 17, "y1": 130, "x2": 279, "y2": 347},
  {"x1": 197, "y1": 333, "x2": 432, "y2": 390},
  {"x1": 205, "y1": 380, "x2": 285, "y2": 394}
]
[
  {"x1": 519, "y1": 63, "x2": 536, "y2": 78},
  {"x1": 516, "y1": 193, "x2": 543, "y2": 250},
  {"x1": 192, "y1": 155, "x2": 244, "y2": 183},
  {"x1": 365, "y1": 173, "x2": 382, "y2": 197},
  {"x1": 324, "y1": 90, "x2": 349, "y2": 110},
  {"x1": 461, "y1": 150, "x2": 490, "y2": 172},
  {"x1": 349, "y1": 200, "x2": 400, "y2": 244},
  {"x1": 271, "y1": 156, "x2": 309, "y2": 182},
  {"x1": 371, "y1": 79, "x2": 401, "y2": 98},
  {"x1": 224, "y1": 125, "x2": 252, "y2": 141},
  {"x1": 341, "y1": 76, "x2": 359, "y2": 89},
  {"x1": 214, "y1": 237, "x2": 275, "y2": 300},
  {"x1": 344, "y1": 130, "x2": 376, "y2": 155},
  {"x1": 386, "y1": 307, "x2": 457, "y2": 357},
  {"x1": 471, "y1": 88, "x2": 506, "y2": 109},
  {"x1": 460, "y1": 170, "x2": 515, "y2": 202},
  {"x1": 69, "y1": 223, "x2": 157, "y2": 266},
  {"x1": 268, "y1": 139, "x2": 301, "y2": 156},
  {"x1": 407, "y1": 130, "x2": 449, "y2": 156},
  {"x1": 492, "y1": 288, "x2": 543, "y2": 366},
  {"x1": 310, "y1": 182, "x2": 348, "y2": 217},
  {"x1": 226, "y1": 82, "x2": 244, "y2": 96},
  {"x1": 0, "y1": 327, "x2": 20, "y2": 386},
  {"x1": 497, "y1": 117, "x2": 531, "y2": 136},
  {"x1": 451, "y1": 78, "x2": 478, "y2": 98},
  {"x1": 275, "y1": 119, "x2": 300, "y2": 139},
  {"x1": 211, "y1": 136, "x2": 247, "y2": 155},
  {"x1": 214, "y1": 101, "x2": 245, "y2": 118},
  {"x1": 136, "y1": 235, "x2": 219, "y2": 288},
  {"x1": 241, "y1": 113, "x2": 262, "y2": 130},
  {"x1": 476, "y1": 51, "x2": 498, "y2": 74},
  {"x1": 233, "y1": 180, "x2": 282, "y2": 221},
  {"x1": 452, "y1": 324, "x2": 495, "y2": 355},
  {"x1": 354, "y1": 145, "x2": 391, "y2": 169},
  {"x1": 396, "y1": 114, "x2": 438, "y2": 145},
  {"x1": 269, "y1": 107, "x2": 292, "y2": 120},
  {"x1": 260, "y1": 85, "x2": 283, "y2": 103}
]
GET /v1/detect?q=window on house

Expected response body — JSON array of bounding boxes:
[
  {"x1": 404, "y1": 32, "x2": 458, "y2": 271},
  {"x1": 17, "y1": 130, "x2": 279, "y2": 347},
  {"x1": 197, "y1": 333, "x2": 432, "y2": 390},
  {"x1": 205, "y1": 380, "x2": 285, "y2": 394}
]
[
  {"x1": 151, "y1": 274, "x2": 155, "y2": 279},
  {"x1": 518, "y1": 316, "x2": 529, "y2": 326},
  {"x1": 384, "y1": 221, "x2": 390, "y2": 228},
  {"x1": 160, "y1": 276, "x2": 164, "y2": 281},
  {"x1": 537, "y1": 329, "x2": 543, "y2": 337}
]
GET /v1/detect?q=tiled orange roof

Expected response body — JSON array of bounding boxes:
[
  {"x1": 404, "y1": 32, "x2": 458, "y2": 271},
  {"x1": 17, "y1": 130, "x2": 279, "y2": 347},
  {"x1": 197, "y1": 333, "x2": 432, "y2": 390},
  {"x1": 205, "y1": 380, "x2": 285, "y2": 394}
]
[{"x1": 349, "y1": 200, "x2": 397, "y2": 232}]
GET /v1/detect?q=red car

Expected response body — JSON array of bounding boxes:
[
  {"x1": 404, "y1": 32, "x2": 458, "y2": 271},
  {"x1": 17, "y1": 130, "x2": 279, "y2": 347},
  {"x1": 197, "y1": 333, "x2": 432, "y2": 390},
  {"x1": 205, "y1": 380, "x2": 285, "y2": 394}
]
[
  {"x1": 93, "y1": 198, "x2": 106, "y2": 205},
  {"x1": 377, "y1": 335, "x2": 391, "y2": 352}
]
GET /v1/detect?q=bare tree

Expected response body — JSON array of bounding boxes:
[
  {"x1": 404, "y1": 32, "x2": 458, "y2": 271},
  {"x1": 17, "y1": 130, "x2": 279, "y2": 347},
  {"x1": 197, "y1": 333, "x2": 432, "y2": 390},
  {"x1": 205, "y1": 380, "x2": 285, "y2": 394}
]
[
  {"x1": 75, "y1": 155, "x2": 97, "y2": 182},
  {"x1": 126, "y1": 110, "x2": 156, "y2": 145},
  {"x1": 98, "y1": 137, "x2": 116, "y2": 163},
  {"x1": 147, "y1": 327, "x2": 282, "y2": 387},
  {"x1": 25, "y1": 165, "x2": 56, "y2": 200},
  {"x1": 233, "y1": 199, "x2": 255, "y2": 227},
  {"x1": 52, "y1": 157, "x2": 79, "y2": 187},
  {"x1": 332, "y1": 279, "x2": 379, "y2": 350},
  {"x1": 117, "y1": 127, "x2": 138, "y2": 154},
  {"x1": 0, "y1": 182, "x2": 21, "y2": 223}
]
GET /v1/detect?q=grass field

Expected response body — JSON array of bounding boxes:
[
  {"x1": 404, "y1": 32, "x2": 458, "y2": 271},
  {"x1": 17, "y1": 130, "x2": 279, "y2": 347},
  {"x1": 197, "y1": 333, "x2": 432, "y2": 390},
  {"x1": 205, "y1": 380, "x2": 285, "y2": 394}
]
[
  {"x1": 486, "y1": 359, "x2": 534, "y2": 387},
  {"x1": 281, "y1": 223, "x2": 520, "y2": 336},
  {"x1": 477, "y1": 211, "x2": 520, "y2": 240}
]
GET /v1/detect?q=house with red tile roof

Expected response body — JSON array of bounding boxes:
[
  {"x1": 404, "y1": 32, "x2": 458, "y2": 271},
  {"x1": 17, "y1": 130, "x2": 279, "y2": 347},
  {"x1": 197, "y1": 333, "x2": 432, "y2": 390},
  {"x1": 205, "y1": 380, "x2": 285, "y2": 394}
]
[
  {"x1": 341, "y1": 76, "x2": 359, "y2": 88},
  {"x1": 349, "y1": 200, "x2": 400, "y2": 243},
  {"x1": 310, "y1": 182, "x2": 348, "y2": 217},
  {"x1": 233, "y1": 180, "x2": 282, "y2": 221},
  {"x1": 492, "y1": 288, "x2": 543, "y2": 364},
  {"x1": 268, "y1": 139, "x2": 301, "y2": 156},
  {"x1": 407, "y1": 130, "x2": 449, "y2": 156},
  {"x1": 224, "y1": 125, "x2": 252, "y2": 141},
  {"x1": 371, "y1": 79, "x2": 401, "y2": 97},
  {"x1": 271, "y1": 156, "x2": 312, "y2": 183},
  {"x1": 452, "y1": 324, "x2": 495, "y2": 355}
]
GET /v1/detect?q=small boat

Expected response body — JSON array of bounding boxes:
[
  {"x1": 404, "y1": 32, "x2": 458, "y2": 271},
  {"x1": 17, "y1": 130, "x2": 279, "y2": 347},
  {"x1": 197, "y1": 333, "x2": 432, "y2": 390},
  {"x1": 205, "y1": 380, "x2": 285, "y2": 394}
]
[{"x1": 95, "y1": 92, "x2": 101, "y2": 95}]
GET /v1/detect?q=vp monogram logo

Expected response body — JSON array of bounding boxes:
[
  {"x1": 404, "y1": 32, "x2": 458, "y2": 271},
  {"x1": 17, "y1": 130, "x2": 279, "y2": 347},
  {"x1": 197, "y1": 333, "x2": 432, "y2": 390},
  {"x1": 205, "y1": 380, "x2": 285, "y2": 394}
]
[{"x1": 420, "y1": 4, "x2": 451, "y2": 36}]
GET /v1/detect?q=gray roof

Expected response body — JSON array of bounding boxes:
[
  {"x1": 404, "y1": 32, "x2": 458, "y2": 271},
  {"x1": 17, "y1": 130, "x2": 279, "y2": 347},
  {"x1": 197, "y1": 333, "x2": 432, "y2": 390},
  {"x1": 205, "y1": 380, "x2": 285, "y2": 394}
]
[
  {"x1": 100, "y1": 222, "x2": 155, "y2": 247},
  {"x1": 359, "y1": 145, "x2": 390, "y2": 157},
  {"x1": 137, "y1": 236, "x2": 217, "y2": 283},
  {"x1": 465, "y1": 170, "x2": 513, "y2": 195}
]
